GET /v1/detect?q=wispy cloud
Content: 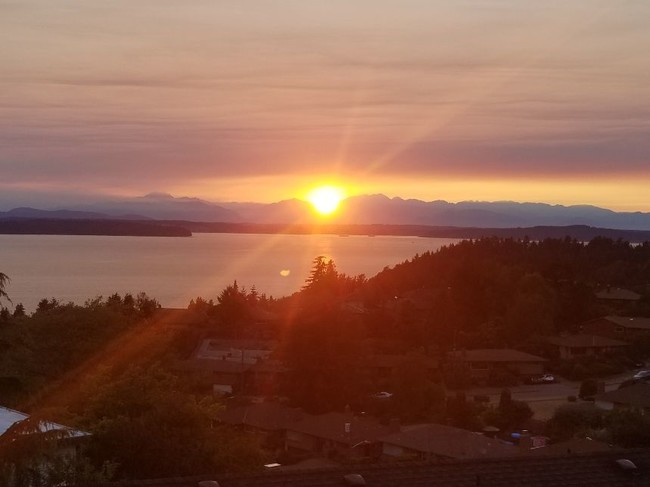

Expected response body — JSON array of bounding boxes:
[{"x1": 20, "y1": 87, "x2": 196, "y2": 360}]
[{"x1": 1, "y1": 0, "x2": 649, "y2": 208}]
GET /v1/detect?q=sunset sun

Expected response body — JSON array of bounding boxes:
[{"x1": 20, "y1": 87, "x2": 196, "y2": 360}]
[{"x1": 306, "y1": 185, "x2": 345, "y2": 215}]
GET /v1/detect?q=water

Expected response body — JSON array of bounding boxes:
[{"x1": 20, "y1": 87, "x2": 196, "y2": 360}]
[{"x1": 0, "y1": 233, "x2": 459, "y2": 311}]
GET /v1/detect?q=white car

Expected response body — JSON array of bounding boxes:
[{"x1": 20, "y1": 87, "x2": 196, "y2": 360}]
[
  {"x1": 528, "y1": 374, "x2": 555, "y2": 384},
  {"x1": 633, "y1": 370, "x2": 650, "y2": 380},
  {"x1": 371, "y1": 391, "x2": 393, "y2": 400}
]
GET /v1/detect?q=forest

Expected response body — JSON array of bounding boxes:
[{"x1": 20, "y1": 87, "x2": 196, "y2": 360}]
[{"x1": 1, "y1": 237, "x2": 650, "y2": 484}]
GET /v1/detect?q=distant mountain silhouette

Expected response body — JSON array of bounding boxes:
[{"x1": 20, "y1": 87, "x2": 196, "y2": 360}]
[
  {"x1": 0, "y1": 207, "x2": 146, "y2": 221},
  {"x1": 3, "y1": 193, "x2": 650, "y2": 230},
  {"x1": 327, "y1": 195, "x2": 650, "y2": 230},
  {"x1": 71, "y1": 193, "x2": 241, "y2": 222},
  {"x1": 219, "y1": 199, "x2": 314, "y2": 224}
]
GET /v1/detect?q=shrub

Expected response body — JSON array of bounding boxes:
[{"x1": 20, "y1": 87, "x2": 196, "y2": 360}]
[{"x1": 579, "y1": 379, "x2": 598, "y2": 399}]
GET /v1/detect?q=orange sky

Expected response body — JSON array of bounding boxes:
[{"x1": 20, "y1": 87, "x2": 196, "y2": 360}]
[{"x1": 1, "y1": 1, "x2": 649, "y2": 212}]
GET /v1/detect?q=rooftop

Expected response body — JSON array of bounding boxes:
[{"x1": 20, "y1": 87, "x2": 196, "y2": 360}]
[
  {"x1": 448, "y1": 349, "x2": 547, "y2": 363},
  {"x1": 595, "y1": 383, "x2": 650, "y2": 409},
  {"x1": 218, "y1": 402, "x2": 303, "y2": 431},
  {"x1": 380, "y1": 423, "x2": 517, "y2": 459},
  {"x1": 603, "y1": 316, "x2": 650, "y2": 331},
  {"x1": 525, "y1": 438, "x2": 617, "y2": 456},
  {"x1": 83, "y1": 449, "x2": 650, "y2": 487},
  {"x1": 195, "y1": 339, "x2": 275, "y2": 363},
  {"x1": 596, "y1": 288, "x2": 641, "y2": 301},
  {"x1": 0, "y1": 406, "x2": 89, "y2": 439},
  {"x1": 287, "y1": 412, "x2": 394, "y2": 446},
  {"x1": 546, "y1": 334, "x2": 629, "y2": 348}
]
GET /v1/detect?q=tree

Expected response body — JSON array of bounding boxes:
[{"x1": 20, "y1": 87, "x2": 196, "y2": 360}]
[
  {"x1": 281, "y1": 310, "x2": 365, "y2": 413},
  {"x1": 390, "y1": 356, "x2": 445, "y2": 421},
  {"x1": 302, "y1": 256, "x2": 339, "y2": 295},
  {"x1": 78, "y1": 366, "x2": 262, "y2": 478},
  {"x1": 481, "y1": 388, "x2": 533, "y2": 431},
  {"x1": 605, "y1": 409, "x2": 650, "y2": 447},
  {"x1": 546, "y1": 403, "x2": 604, "y2": 440},
  {"x1": 135, "y1": 292, "x2": 160, "y2": 318},
  {"x1": 0, "y1": 273, "x2": 10, "y2": 305},
  {"x1": 12, "y1": 304, "x2": 25, "y2": 318},
  {"x1": 579, "y1": 379, "x2": 598, "y2": 399},
  {"x1": 216, "y1": 281, "x2": 249, "y2": 336}
]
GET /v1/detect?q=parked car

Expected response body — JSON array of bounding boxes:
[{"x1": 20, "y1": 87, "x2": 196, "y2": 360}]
[
  {"x1": 371, "y1": 391, "x2": 393, "y2": 400},
  {"x1": 633, "y1": 370, "x2": 650, "y2": 380},
  {"x1": 527, "y1": 374, "x2": 556, "y2": 384}
]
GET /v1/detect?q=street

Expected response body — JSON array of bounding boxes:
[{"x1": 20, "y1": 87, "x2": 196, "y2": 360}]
[{"x1": 452, "y1": 372, "x2": 634, "y2": 420}]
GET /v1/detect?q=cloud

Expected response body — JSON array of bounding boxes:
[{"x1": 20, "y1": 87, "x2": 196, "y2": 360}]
[{"x1": 1, "y1": 0, "x2": 649, "y2": 207}]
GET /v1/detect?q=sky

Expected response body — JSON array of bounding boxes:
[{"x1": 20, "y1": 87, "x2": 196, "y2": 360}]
[{"x1": 1, "y1": 0, "x2": 649, "y2": 211}]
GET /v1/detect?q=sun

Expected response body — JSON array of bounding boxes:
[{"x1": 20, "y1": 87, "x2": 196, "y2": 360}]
[{"x1": 306, "y1": 185, "x2": 345, "y2": 215}]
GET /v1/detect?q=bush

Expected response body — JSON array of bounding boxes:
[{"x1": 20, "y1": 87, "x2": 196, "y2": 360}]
[
  {"x1": 605, "y1": 409, "x2": 650, "y2": 447},
  {"x1": 579, "y1": 379, "x2": 598, "y2": 399},
  {"x1": 570, "y1": 364, "x2": 590, "y2": 380},
  {"x1": 546, "y1": 403, "x2": 604, "y2": 440},
  {"x1": 473, "y1": 395, "x2": 490, "y2": 404}
]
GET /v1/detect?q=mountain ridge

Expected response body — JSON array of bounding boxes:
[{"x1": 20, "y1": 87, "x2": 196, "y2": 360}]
[{"x1": 2, "y1": 194, "x2": 650, "y2": 231}]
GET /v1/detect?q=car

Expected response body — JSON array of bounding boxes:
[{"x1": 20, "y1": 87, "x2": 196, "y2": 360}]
[
  {"x1": 633, "y1": 370, "x2": 650, "y2": 380},
  {"x1": 371, "y1": 391, "x2": 393, "y2": 400},
  {"x1": 528, "y1": 374, "x2": 556, "y2": 384}
]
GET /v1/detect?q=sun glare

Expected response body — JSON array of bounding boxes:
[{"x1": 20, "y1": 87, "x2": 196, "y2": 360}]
[{"x1": 306, "y1": 185, "x2": 345, "y2": 215}]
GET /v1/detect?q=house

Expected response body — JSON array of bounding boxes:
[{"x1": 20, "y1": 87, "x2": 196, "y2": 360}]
[
  {"x1": 596, "y1": 287, "x2": 641, "y2": 303},
  {"x1": 546, "y1": 334, "x2": 629, "y2": 359},
  {"x1": 218, "y1": 401, "x2": 303, "y2": 452},
  {"x1": 0, "y1": 406, "x2": 90, "y2": 480},
  {"x1": 178, "y1": 339, "x2": 282, "y2": 394},
  {"x1": 360, "y1": 353, "x2": 439, "y2": 385},
  {"x1": 580, "y1": 316, "x2": 650, "y2": 341},
  {"x1": 284, "y1": 411, "x2": 395, "y2": 459},
  {"x1": 594, "y1": 382, "x2": 650, "y2": 415},
  {"x1": 82, "y1": 449, "x2": 650, "y2": 486},
  {"x1": 524, "y1": 437, "x2": 617, "y2": 456},
  {"x1": 447, "y1": 349, "x2": 546, "y2": 380},
  {"x1": 218, "y1": 402, "x2": 303, "y2": 434},
  {"x1": 0, "y1": 406, "x2": 89, "y2": 442},
  {"x1": 379, "y1": 423, "x2": 517, "y2": 461}
]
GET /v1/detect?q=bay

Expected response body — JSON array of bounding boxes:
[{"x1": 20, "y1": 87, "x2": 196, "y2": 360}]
[{"x1": 0, "y1": 233, "x2": 459, "y2": 311}]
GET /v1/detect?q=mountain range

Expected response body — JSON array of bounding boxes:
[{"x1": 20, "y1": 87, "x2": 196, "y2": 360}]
[{"x1": 1, "y1": 193, "x2": 650, "y2": 231}]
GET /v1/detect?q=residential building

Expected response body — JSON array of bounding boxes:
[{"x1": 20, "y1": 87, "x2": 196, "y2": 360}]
[
  {"x1": 580, "y1": 316, "x2": 650, "y2": 341},
  {"x1": 546, "y1": 334, "x2": 629, "y2": 359},
  {"x1": 218, "y1": 402, "x2": 303, "y2": 434},
  {"x1": 380, "y1": 423, "x2": 516, "y2": 461},
  {"x1": 177, "y1": 339, "x2": 283, "y2": 394},
  {"x1": 596, "y1": 287, "x2": 641, "y2": 303},
  {"x1": 284, "y1": 411, "x2": 395, "y2": 459},
  {"x1": 447, "y1": 349, "x2": 546, "y2": 380},
  {"x1": 360, "y1": 353, "x2": 439, "y2": 385},
  {"x1": 81, "y1": 449, "x2": 650, "y2": 486},
  {"x1": 594, "y1": 383, "x2": 650, "y2": 415},
  {"x1": 0, "y1": 406, "x2": 90, "y2": 480}
]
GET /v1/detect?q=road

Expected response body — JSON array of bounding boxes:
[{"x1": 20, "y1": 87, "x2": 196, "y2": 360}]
[{"x1": 452, "y1": 372, "x2": 634, "y2": 420}]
